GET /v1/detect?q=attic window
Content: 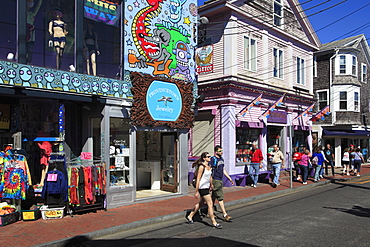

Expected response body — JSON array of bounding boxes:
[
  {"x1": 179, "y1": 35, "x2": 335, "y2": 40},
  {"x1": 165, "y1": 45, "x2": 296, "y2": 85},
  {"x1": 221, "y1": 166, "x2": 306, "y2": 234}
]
[{"x1": 274, "y1": 0, "x2": 283, "y2": 26}]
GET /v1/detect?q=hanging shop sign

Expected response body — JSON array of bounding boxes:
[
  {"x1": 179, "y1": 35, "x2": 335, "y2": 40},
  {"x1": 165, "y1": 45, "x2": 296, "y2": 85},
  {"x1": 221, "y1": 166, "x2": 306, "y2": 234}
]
[
  {"x1": 195, "y1": 45, "x2": 213, "y2": 74},
  {"x1": 130, "y1": 72, "x2": 194, "y2": 128},
  {"x1": 84, "y1": 0, "x2": 121, "y2": 27}
]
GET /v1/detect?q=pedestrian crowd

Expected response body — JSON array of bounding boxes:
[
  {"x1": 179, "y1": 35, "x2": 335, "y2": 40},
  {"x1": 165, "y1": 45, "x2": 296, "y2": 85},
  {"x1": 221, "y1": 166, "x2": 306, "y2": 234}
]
[{"x1": 186, "y1": 143, "x2": 367, "y2": 229}]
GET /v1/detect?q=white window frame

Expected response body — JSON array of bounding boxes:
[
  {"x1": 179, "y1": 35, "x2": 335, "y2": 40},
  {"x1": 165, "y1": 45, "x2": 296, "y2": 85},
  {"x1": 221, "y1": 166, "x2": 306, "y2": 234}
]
[
  {"x1": 273, "y1": 48, "x2": 283, "y2": 79},
  {"x1": 317, "y1": 90, "x2": 328, "y2": 111},
  {"x1": 244, "y1": 36, "x2": 257, "y2": 72},
  {"x1": 273, "y1": 0, "x2": 283, "y2": 26},
  {"x1": 296, "y1": 57, "x2": 305, "y2": 85},
  {"x1": 361, "y1": 63, "x2": 367, "y2": 83},
  {"x1": 339, "y1": 55, "x2": 346, "y2": 74},
  {"x1": 352, "y1": 55, "x2": 357, "y2": 76},
  {"x1": 354, "y1": 91, "x2": 359, "y2": 112},
  {"x1": 339, "y1": 91, "x2": 347, "y2": 110}
]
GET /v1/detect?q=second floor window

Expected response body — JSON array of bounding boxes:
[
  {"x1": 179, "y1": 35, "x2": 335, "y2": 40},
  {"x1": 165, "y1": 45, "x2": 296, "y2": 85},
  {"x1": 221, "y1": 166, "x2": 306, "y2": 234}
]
[
  {"x1": 340, "y1": 91, "x2": 347, "y2": 110},
  {"x1": 274, "y1": 0, "x2": 283, "y2": 26},
  {"x1": 273, "y1": 48, "x2": 283, "y2": 79},
  {"x1": 339, "y1": 55, "x2": 346, "y2": 74},
  {"x1": 362, "y1": 64, "x2": 367, "y2": 83},
  {"x1": 296, "y1": 57, "x2": 305, "y2": 85},
  {"x1": 317, "y1": 91, "x2": 328, "y2": 110},
  {"x1": 352, "y1": 56, "x2": 357, "y2": 76},
  {"x1": 354, "y1": 92, "x2": 359, "y2": 111},
  {"x1": 244, "y1": 37, "x2": 257, "y2": 71}
]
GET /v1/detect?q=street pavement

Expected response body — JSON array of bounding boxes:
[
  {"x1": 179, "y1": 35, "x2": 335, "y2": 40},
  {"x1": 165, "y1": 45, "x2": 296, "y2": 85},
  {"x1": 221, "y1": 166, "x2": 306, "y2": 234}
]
[{"x1": 1, "y1": 165, "x2": 369, "y2": 247}]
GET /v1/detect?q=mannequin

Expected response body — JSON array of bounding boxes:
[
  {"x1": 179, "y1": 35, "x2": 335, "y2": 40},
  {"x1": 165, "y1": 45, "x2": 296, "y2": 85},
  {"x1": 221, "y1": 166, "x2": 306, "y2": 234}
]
[
  {"x1": 83, "y1": 22, "x2": 100, "y2": 76},
  {"x1": 48, "y1": 10, "x2": 68, "y2": 70},
  {"x1": 26, "y1": 0, "x2": 42, "y2": 64}
]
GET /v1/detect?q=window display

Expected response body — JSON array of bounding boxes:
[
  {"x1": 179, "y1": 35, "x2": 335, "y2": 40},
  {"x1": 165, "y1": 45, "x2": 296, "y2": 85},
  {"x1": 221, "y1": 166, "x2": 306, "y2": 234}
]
[
  {"x1": 236, "y1": 128, "x2": 260, "y2": 164},
  {"x1": 109, "y1": 118, "x2": 130, "y2": 186}
]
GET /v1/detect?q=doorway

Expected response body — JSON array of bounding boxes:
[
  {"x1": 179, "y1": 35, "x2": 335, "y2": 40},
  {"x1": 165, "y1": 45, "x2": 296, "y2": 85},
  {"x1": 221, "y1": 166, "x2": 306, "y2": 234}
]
[{"x1": 160, "y1": 133, "x2": 178, "y2": 192}]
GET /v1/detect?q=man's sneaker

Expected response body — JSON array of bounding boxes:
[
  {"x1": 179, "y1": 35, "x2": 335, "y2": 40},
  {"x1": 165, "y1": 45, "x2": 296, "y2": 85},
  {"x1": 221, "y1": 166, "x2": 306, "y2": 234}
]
[
  {"x1": 223, "y1": 215, "x2": 232, "y2": 222},
  {"x1": 297, "y1": 177, "x2": 301, "y2": 181},
  {"x1": 303, "y1": 182, "x2": 307, "y2": 185},
  {"x1": 319, "y1": 175, "x2": 323, "y2": 179}
]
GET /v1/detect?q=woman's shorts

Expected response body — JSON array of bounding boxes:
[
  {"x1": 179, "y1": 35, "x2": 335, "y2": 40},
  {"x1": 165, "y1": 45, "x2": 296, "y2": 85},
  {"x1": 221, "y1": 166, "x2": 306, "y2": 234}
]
[{"x1": 199, "y1": 188, "x2": 210, "y2": 197}]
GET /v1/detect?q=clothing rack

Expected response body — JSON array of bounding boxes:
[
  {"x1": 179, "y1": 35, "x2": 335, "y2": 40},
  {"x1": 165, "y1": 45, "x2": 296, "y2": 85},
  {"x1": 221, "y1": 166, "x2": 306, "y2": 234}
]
[{"x1": 66, "y1": 159, "x2": 106, "y2": 216}]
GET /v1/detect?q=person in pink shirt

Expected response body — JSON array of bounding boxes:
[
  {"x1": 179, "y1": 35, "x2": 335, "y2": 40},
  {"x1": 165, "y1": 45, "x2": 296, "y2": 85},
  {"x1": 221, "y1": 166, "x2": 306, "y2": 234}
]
[{"x1": 299, "y1": 149, "x2": 312, "y2": 184}]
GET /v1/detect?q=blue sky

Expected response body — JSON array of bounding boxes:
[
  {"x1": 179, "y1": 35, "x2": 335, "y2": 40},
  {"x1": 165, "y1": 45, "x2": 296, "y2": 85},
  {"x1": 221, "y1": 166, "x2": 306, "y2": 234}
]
[{"x1": 198, "y1": 0, "x2": 370, "y2": 45}]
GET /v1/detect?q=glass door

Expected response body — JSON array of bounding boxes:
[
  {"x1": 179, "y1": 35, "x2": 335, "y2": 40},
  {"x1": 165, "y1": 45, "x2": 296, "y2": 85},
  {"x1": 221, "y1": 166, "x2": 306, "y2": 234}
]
[{"x1": 160, "y1": 133, "x2": 178, "y2": 192}]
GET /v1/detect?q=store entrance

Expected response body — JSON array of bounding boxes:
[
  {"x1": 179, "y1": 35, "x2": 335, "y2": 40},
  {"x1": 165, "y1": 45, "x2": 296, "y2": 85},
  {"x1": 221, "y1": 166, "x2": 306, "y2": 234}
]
[{"x1": 136, "y1": 131, "x2": 177, "y2": 198}]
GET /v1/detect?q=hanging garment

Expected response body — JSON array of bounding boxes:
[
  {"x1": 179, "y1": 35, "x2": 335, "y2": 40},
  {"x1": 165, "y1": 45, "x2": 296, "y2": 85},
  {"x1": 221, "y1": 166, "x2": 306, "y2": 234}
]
[
  {"x1": 41, "y1": 170, "x2": 68, "y2": 201},
  {"x1": 2, "y1": 168, "x2": 28, "y2": 200},
  {"x1": 69, "y1": 167, "x2": 79, "y2": 205}
]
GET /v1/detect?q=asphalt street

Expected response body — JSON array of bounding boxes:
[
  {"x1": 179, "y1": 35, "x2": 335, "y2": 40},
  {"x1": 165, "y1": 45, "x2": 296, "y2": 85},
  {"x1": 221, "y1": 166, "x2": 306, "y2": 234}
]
[{"x1": 67, "y1": 174, "x2": 370, "y2": 247}]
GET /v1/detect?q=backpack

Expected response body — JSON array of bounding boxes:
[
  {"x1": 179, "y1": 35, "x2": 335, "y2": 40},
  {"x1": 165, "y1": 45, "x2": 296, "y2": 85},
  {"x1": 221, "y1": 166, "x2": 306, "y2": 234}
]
[
  {"x1": 311, "y1": 156, "x2": 319, "y2": 166},
  {"x1": 192, "y1": 164, "x2": 205, "y2": 188}
]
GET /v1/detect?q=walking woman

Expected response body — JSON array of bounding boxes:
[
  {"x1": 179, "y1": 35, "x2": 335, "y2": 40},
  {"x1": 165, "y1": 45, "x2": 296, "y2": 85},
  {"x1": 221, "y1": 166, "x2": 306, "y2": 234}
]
[
  {"x1": 342, "y1": 148, "x2": 350, "y2": 176},
  {"x1": 353, "y1": 148, "x2": 365, "y2": 176},
  {"x1": 312, "y1": 147, "x2": 325, "y2": 182},
  {"x1": 299, "y1": 149, "x2": 312, "y2": 184},
  {"x1": 186, "y1": 152, "x2": 222, "y2": 229}
]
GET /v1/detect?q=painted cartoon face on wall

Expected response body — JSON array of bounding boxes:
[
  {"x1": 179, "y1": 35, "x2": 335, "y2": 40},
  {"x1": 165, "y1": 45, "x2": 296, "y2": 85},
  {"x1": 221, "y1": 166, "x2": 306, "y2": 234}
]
[
  {"x1": 112, "y1": 81, "x2": 119, "y2": 92},
  {"x1": 122, "y1": 83, "x2": 129, "y2": 93},
  {"x1": 91, "y1": 81, "x2": 99, "y2": 93},
  {"x1": 61, "y1": 73, "x2": 71, "y2": 86},
  {"x1": 82, "y1": 82, "x2": 90, "y2": 92},
  {"x1": 0, "y1": 64, "x2": 4, "y2": 74},
  {"x1": 19, "y1": 67, "x2": 32, "y2": 82},
  {"x1": 44, "y1": 72, "x2": 55, "y2": 82},
  {"x1": 7, "y1": 69, "x2": 16, "y2": 79},
  {"x1": 101, "y1": 82, "x2": 110, "y2": 93},
  {"x1": 72, "y1": 77, "x2": 81, "y2": 88}
]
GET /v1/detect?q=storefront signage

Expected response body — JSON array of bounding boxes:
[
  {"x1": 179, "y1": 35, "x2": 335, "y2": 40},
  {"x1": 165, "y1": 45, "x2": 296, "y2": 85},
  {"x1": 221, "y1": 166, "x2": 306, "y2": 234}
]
[
  {"x1": 84, "y1": 0, "x2": 121, "y2": 27},
  {"x1": 196, "y1": 45, "x2": 213, "y2": 74},
  {"x1": 80, "y1": 152, "x2": 92, "y2": 160},
  {"x1": 146, "y1": 80, "x2": 182, "y2": 121},
  {"x1": 130, "y1": 72, "x2": 194, "y2": 128},
  {"x1": 267, "y1": 110, "x2": 287, "y2": 124}
]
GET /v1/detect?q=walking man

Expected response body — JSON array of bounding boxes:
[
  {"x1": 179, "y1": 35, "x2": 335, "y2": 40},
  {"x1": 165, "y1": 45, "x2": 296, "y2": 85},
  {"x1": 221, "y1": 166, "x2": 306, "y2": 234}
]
[
  {"x1": 324, "y1": 143, "x2": 335, "y2": 176},
  {"x1": 249, "y1": 142, "x2": 264, "y2": 188},
  {"x1": 270, "y1": 145, "x2": 284, "y2": 187},
  {"x1": 211, "y1": 145, "x2": 234, "y2": 222}
]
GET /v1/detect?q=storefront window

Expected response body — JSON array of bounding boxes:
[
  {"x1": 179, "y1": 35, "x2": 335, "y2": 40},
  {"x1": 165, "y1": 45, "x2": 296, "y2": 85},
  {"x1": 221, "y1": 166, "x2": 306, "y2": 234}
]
[
  {"x1": 0, "y1": 1, "x2": 16, "y2": 61},
  {"x1": 236, "y1": 128, "x2": 260, "y2": 164},
  {"x1": 109, "y1": 117, "x2": 130, "y2": 186}
]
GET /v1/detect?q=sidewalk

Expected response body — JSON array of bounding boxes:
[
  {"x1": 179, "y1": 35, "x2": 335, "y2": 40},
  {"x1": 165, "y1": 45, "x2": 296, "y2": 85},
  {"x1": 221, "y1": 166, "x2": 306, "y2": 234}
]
[{"x1": 2, "y1": 165, "x2": 369, "y2": 247}]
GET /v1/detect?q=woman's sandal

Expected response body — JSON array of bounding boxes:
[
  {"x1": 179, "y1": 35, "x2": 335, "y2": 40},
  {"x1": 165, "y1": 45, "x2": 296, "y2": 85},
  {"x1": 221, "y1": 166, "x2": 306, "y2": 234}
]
[
  {"x1": 213, "y1": 223, "x2": 223, "y2": 229},
  {"x1": 185, "y1": 216, "x2": 194, "y2": 224}
]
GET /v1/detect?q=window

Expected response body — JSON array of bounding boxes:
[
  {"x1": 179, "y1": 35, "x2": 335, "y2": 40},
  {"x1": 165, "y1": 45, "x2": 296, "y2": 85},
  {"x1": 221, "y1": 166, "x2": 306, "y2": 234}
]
[
  {"x1": 244, "y1": 37, "x2": 257, "y2": 71},
  {"x1": 339, "y1": 91, "x2": 347, "y2": 110},
  {"x1": 317, "y1": 91, "x2": 328, "y2": 110},
  {"x1": 354, "y1": 92, "x2": 359, "y2": 111},
  {"x1": 352, "y1": 56, "x2": 357, "y2": 76},
  {"x1": 313, "y1": 56, "x2": 317, "y2": 77},
  {"x1": 362, "y1": 64, "x2": 367, "y2": 83},
  {"x1": 296, "y1": 57, "x2": 305, "y2": 85},
  {"x1": 273, "y1": 48, "x2": 283, "y2": 78},
  {"x1": 339, "y1": 55, "x2": 346, "y2": 74},
  {"x1": 274, "y1": 0, "x2": 283, "y2": 26}
]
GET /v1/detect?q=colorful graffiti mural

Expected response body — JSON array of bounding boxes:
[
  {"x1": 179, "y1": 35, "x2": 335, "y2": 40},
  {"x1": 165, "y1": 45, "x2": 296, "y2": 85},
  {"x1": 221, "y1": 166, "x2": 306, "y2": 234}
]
[
  {"x1": 0, "y1": 60, "x2": 133, "y2": 98},
  {"x1": 124, "y1": 0, "x2": 197, "y2": 84}
]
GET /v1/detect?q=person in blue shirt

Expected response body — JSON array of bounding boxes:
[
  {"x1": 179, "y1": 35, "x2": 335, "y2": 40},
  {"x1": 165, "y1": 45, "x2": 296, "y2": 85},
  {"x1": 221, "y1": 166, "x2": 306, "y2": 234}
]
[
  {"x1": 210, "y1": 145, "x2": 234, "y2": 222},
  {"x1": 312, "y1": 147, "x2": 326, "y2": 182}
]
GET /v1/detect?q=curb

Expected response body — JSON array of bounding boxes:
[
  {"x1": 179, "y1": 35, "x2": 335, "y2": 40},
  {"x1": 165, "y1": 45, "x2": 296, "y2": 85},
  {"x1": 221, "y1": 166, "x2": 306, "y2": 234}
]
[{"x1": 33, "y1": 176, "x2": 355, "y2": 247}]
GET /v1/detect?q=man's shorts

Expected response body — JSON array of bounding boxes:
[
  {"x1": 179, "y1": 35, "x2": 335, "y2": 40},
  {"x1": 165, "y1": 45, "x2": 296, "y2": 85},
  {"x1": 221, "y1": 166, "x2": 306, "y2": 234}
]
[{"x1": 212, "y1": 179, "x2": 224, "y2": 201}]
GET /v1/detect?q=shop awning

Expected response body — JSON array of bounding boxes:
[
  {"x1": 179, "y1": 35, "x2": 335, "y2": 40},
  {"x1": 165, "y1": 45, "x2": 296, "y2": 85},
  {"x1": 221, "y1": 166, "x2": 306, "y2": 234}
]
[{"x1": 323, "y1": 129, "x2": 370, "y2": 137}]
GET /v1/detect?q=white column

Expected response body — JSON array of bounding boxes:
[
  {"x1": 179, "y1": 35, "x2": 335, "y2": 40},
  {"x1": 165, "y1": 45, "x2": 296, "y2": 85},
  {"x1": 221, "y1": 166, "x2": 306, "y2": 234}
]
[
  {"x1": 224, "y1": 17, "x2": 238, "y2": 76},
  {"x1": 334, "y1": 137, "x2": 341, "y2": 167},
  {"x1": 220, "y1": 103, "x2": 237, "y2": 175}
]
